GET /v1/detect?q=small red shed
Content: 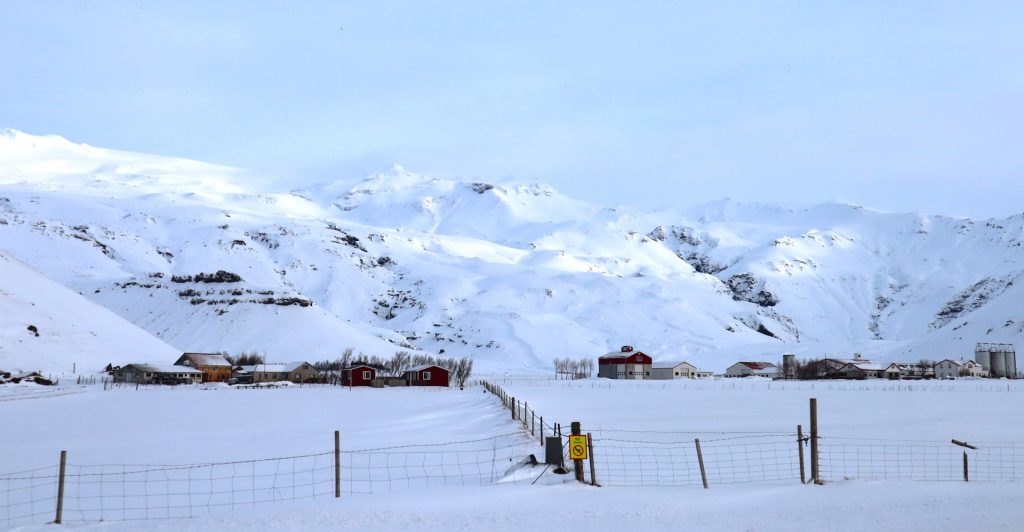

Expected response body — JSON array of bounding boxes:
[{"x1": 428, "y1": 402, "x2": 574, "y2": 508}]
[
  {"x1": 341, "y1": 365, "x2": 377, "y2": 387},
  {"x1": 404, "y1": 365, "x2": 449, "y2": 387}
]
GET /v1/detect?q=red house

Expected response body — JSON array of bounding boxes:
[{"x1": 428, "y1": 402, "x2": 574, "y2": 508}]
[
  {"x1": 341, "y1": 365, "x2": 377, "y2": 387},
  {"x1": 404, "y1": 365, "x2": 449, "y2": 387},
  {"x1": 598, "y1": 346, "x2": 653, "y2": 379}
]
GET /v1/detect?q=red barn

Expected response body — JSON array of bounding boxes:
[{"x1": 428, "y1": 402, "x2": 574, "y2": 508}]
[
  {"x1": 341, "y1": 365, "x2": 377, "y2": 387},
  {"x1": 404, "y1": 365, "x2": 449, "y2": 387},
  {"x1": 598, "y1": 346, "x2": 653, "y2": 379}
]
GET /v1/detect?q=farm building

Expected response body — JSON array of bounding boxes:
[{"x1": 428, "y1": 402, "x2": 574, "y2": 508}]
[
  {"x1": 935, "y1": 359, "x2": 989, "y2": 379},
  {"x1": 725, "y1": 361, "x2": 777, "y2": 378},
  {"x1": 114, "y1": 364, "x2": 202, "y2": 385},
  {"x1": 249, "y1": 362, "x2": 320, "y2": 383},
  {"x1": 651, "y1": 361, "x2": 712, "y2": 379},
  {"x1": 598, "y1": 346, "x2": 652, "y2": 379},
  {"x1": 882, "y1": 363, "x2": 902, "y2": 379},
  {"x1": 174, "y1": 353, "x2": 232, "y2": 382},
  {"x1": 341, "y1": 365, "x2": 377, "y2": 387},
  {"x1": 404, "y1": 365, "x2": 449, "y2": 387},
  {"x1": 836, "y1": 361, "x2": 884, "y2": 379}
]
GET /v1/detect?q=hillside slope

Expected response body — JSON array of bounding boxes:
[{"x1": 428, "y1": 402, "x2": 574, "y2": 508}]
[
  {"x1": 0, "y1": 250, "x2": 181, "y2": 373},
  {"x1": 1, "y1": 129, "x2": 1022, "y2": 372}
]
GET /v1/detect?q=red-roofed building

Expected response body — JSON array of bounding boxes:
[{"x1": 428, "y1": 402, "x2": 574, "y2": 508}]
[
  {"x1": 725, "y1": 361, "x2": 778, "y2": 378},
  {"x1": 598, "y1": 346, "x2": 653, "y2": 379}
]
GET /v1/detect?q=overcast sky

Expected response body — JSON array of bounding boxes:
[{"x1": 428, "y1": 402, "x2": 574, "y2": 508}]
[{"x1": 2, "y1": 2, "x2": 1023, "y2": 217}]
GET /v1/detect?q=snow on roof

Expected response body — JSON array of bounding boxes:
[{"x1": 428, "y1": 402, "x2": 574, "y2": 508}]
[
  {"x1": 181, "y1": 353, "x2": 231, "y2": 367},
  {"x1": 652, "y1": 361, "x2": 697, "y2": 370},
  {"x1": 251, "y1": 362, "x2": 309, "y2": 373},
  {"x1": 737, "y1": 361, "x2": 776, "y2": 370},
  {"x1": 600, "y1": 351, "x2": 648, "y2": 359},
  {"x1": 842, "y1": 362, "x2": 885, "y2": 371},
  {"x1": 406, "y1": 364, "x2": 447, "y2": 372},
  {"x1": 125, "y1": 363, "x2": 202, "y2": 374}
]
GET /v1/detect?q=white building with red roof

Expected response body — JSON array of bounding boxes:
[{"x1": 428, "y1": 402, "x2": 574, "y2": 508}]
[{"x1": 725, "y1": 361, "x2": 778, "y2": 378}]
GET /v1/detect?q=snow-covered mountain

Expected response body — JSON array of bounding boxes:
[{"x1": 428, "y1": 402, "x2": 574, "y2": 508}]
[
  {"x1": 0, "y1": 249, "x2": 180, "y2": 373},
  {"x1": 1, "y1": 129, "x2": 1022, "y2": 373}
]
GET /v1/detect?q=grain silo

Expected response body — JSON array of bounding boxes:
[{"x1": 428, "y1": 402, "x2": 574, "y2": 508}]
[
  {"x1": 990, "y1": 349, "x2": 1006, "y2": 378},
  {"x1": 999, "y1": 344, "x2": 1017, "y2": 379},
  {"x1": 975, "y1": 343, "x2": 991, "y2": 373},
  {"x1": 783, "y1": 354, "x2": 796, "y2": 379}
]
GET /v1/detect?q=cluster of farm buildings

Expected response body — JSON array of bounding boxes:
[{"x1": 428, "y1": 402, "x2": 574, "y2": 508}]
[
  {"x1": 598, "y1": 343, "x2": 1019, "y2": 381},
  {"x1": 111, "y1": 353, "x2": 450, "y2": 387}
]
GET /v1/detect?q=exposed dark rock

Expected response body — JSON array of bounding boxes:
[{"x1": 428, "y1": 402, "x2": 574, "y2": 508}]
[{"x1": 726, "y1": 273, "x2": 779, "y2": 307}]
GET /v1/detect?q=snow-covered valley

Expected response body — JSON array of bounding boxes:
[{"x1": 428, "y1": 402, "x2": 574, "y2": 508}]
[{"x1": 2, "y1": 128, "x2": 1023, "y2": 374}]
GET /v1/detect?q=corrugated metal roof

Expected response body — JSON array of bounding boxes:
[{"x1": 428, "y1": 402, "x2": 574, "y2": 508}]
[
  {"x1": 738, "y1": 361, "x2": 776, "y2": 370},
  {"x1": 406, "y1": 364, "x2": 447, "y2": 372},
  {"x1": 251, "y1": 362, "x2": 309, "y2": 373},
  {"x1": 652, "y1": 361, "x2": 698, "y2": 370},
  {"x1": 124, "y1": 363, "x2": 202, "y2": 374},
  {"x1": 181, "y1": 353, "x2": 232, "y2": 367}
]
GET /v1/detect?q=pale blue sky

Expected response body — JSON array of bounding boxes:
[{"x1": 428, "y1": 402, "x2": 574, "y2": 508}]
[{"x1": 2, "y1": 1, "x2": 1023, "y2": 217}]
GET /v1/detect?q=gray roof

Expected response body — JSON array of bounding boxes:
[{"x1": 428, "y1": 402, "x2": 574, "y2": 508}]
[
  {"x1": 251, "y1": 362, "x2": 310, "y2": 373},
  {"x1": 406, "y1": 364, "x2": 447, "y2": 373},
  {"x1": 652, "y1": 361, "x2": 698, "y2": 370},
  {"x1": 124, "y1": 363, "x2": 202, "y2": 374},
  {"x1": 179, "y1": 353, "x2": 232, "y2": 367}
]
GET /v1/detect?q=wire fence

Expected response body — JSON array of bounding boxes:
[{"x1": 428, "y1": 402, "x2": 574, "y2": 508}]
[
  {"x1": 819, "y1": 438, "x2": 1024, "y2": 482},
  {"x1": 8, "y1": 382, "x2": 1024, "y2": 527},
  {"x1": 588, "y1": 430, "x2": 801, "y2": 487},
  {"x1": 0, "y1": 431, "x2": 576, "y2": 528}
]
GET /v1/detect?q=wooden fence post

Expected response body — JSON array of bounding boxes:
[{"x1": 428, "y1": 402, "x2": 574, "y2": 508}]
[
  {"x1": 797, "y1": 424, "x2": 806, "y2": 484},
  {"x1": 531, "y1": 411, "x2": 536, "y2": 436},
  {"x1": 587, "y1": 432, "x2": 598, "y2": 486},
  {"x1": 539, "y1": 416, "x2": 544, "y2": 446},
  {"x1": 511, "y1": 397, "x2": 516, "y2": 420},
  {"x1": 334, "y1": 430, "x2": 341, "y2": 498},
  {"x1": 695, "y1": 439, "x2": 708, "y2": 489},
  {"x1": 963, "y1": 451, "x2": 969, "y2": 482},
  {"x1": 810, "y1": 398, "x2": 821, "y2": 484},
  {"x1": 54, "y1": 450, "x2": 67, "y2": 524},
  {"x1": 571, "y1": 422, "x2": 584, "y2": 482}
]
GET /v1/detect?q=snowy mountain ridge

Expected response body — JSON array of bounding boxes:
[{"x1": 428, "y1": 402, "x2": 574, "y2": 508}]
[{"x1": 1, "y1": 130, "x2": 1022, "y2": 374}]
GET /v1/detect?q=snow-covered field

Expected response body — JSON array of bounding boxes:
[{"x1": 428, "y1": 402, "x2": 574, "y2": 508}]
[{"x1": 3, "y1": 379, "x2": 1023, "y2": 531}]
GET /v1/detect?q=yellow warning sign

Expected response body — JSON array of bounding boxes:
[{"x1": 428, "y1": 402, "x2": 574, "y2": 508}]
[{"x1": 568, "y1": 435, "x2": 588, "y2": 460}]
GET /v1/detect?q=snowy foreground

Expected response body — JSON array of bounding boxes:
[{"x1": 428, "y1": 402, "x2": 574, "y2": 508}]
[{"x1": 3, "y1": 379, "x2": 1024, "y2": 531}]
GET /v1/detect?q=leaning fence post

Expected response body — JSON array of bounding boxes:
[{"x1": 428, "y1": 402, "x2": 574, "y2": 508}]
[
  {"x1": 334, "y1": 430, "x2": 341, "y2": 498},
  {"x1": 54, "y1": 450, "x2": 67, "y2": 524},
  {"x1": 695, "y1": 439, "x2": 708, "y2": 489},
  {"x1": 952, "y1": 439, "x2": 977, "y2": 481},
  {"x1": 797, "y1": 424, "x2": 806, "y2": 484}
]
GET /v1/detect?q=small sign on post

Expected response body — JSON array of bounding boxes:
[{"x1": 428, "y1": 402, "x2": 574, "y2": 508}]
[{"x1": 568, "y1": 434, "x2": 588, "y2": 460}]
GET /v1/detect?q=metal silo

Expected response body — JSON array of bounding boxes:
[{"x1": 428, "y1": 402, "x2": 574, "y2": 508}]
[
  {"x1": 1002, "y1": 345, "x2": 1017, "y2": 379},
  {"x1": 975, "y1": 344, "x2": 991, "y2": 373},
  {"x1": 990, "y1": 349, "x2": 1006, "y2": 378},
  {"x1": 783, "y1": 354, "x2": 796, "y2": 379}
]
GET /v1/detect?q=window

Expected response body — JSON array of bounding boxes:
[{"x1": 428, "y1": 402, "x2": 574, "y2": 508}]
[
  {"x1": 363, "y1": 371, "x2": 371, "y2": 380},
  {"x1": 423, "y1": 371, "x2": 431, "y2": 381}
]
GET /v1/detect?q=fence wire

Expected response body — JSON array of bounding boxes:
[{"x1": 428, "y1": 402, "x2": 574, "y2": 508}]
[
  {"x1": 0, "y1": 432, "x2": 576, "y2": 527},
  {"x1": 0, "y1": 465, "x2": 59, "y2": 528},
  {"x1": 587, "y1": 430, "x2": 801, "y2": 487},
  {"x1": 819, "y1": 438, "x2": 1024, "y2": 482}
]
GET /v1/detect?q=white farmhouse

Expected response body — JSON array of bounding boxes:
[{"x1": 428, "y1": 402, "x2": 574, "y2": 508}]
[
  {"x1": 935, "y1": 359, "x2": 989, "y2": 379},
  {"x1": 651, "y1": 361, "x2": 713, "y2": 380},
  {"x1": 725, "y1": 361, "x2": 777, "y2": 378}
]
